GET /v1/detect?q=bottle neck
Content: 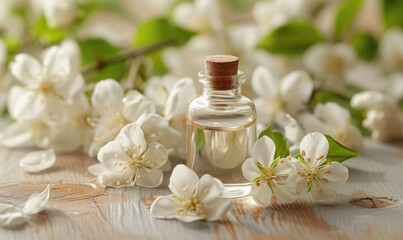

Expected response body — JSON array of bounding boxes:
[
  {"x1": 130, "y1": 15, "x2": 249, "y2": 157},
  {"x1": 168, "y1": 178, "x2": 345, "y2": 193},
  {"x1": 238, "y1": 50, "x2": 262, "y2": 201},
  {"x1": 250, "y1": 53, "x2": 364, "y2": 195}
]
[{"x1": 198, "y1": 71, "x2": 245, "y2": 101}]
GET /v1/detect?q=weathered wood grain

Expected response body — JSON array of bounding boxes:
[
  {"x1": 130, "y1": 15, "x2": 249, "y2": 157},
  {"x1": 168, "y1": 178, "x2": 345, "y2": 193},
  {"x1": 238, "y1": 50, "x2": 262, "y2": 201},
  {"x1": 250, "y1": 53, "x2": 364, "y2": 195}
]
[{"x1": 0, "y1": 138, "x2": 402, "y2": 240}]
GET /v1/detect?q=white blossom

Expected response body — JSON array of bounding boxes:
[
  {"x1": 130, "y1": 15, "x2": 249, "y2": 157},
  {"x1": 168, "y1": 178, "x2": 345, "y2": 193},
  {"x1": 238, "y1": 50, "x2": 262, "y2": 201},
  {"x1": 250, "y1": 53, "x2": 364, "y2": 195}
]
[
  {"x1": 0, "y1": 185, "x2": 50, "y2": 228},
  {"x1": 96, "y1": 123, "x2": 168, "y2": 188},
  {"x1": 8, "y1": 46, "x2": 85, "y2": 123},
  {"x1": 380, "y1": 28, "x2": 403, "y2": 73},
  {"x1": 144, "y1": 75, "x2": 177, "y2": 113},
  {"x1": 252, "y1": 66, "x2": 313, "y2": 126},
  {"x1": 242, "y1": 136, "x2": 296, "y2": 206},
  {"x1": 286, "y1": 132, "x2": 349, "y2": 202},
  {"x1": 351, "y1": 91, "x2": 403, "y2": 141},
  {"x1": 87, "y1": 79, "x2": 180, "y2": 157},
  {"x1": 150, "y1": 164, "x2": 230, "y2": 222},
  {"x1": 303, "y1": 43, "x2": 355, "y2": 82},
  {"x1": 299, "y1": 102, "x2": 364, "y2": 150},
  {"x1": 19, "y1": 149, "x2": 56, "y2": 173},
  {"x1": 41, "y1": 0, "x2": 76, "y2": 28}
]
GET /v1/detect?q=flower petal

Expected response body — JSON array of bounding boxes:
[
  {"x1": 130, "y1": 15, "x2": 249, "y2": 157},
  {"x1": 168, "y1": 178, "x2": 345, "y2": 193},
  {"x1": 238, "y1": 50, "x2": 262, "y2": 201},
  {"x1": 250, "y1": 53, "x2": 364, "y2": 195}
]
[
  {"x1": 97, "y1": 140, "x2": 127, "y2": 172},
  {"x1": 251, "y1": 65, "x2": 279, "y2": 97},
  {"x1": 272, "y1": 184, "x2": 298, "y2": 204},
  {"x1": 280, "y1": 70, "x2": 313, "y2": 114},
  {"x1": 143, "y1": 142, "x2": 168, "y2": 169},
  {"x1": 54, "y1": 73, "x2": 85, "y2": 104},
  {"x1": 122, "y1": 91, "x2": 156, "y2": 122},
  {"x1": 0, "y1": 204, "x2": 26, "y2": 228},
  {"x1": 7, "y1": 86, "x2": 46, "y2": 122},
  {"x1": 175, "y1": 215, "x2": 204, "y2": 223},
  {"x1": 150, "y1": 195, "x2": 182, "y2": 219},
  {"x1": 136, "y1": 167, "x2": 163, "y2": 188},
  {"x1": 19, "y1": 149, "x2": 56, "y2": 173},
  {"x1": 319, "y1": 162, "x2": 348, "y2": 184},
  {"x1": 22, "y1": 185, "x2": 50, "y2": 215},
  {"x1": 254, "y1": 97, "x2": 274, "y2": 125},
  {"x1": 164, "y1": 77, "x2": 197, "y2": 121},
  {"x1": 42, "y1": 46, "x2": 71, "y2": 79},
  {"x1": 115, "y1": 123, "x2": 147, "y2": 156},
  {"x1": 168, "y1": 164, "x2": 199, "y2": 198},
  {"x1": 87, "y1": 163, "x2": 108, "y2": 176},
  {"x1": 314, "y1": 102, "x2": 350, "y2": 128},
  {"x1": 137, "y1": 114, "x2": 181, "y2": 148},
  {"x1": 91, "y1": 79, "x2": 123, "y2": 116},
  {"x1": 203, "y1": 197, "x2": 231, "y2": 221},
  {"x1": 250, "y1": 182, "x2": 273, "y2": 206},
  {"x1": 196, "y1": 175, "x2": 224, "y2": 202},
  {"x1": 252, "y1": 136, "x2": 275, "y2": 168},
  {"x1": 0, "y1": 123, "x2": 35, "y2": 148},
  {"x1": 284, "y1": 114, "x2": 304, "y2": 144},
  {"x1": 241, "y1": 158, "x2": 261, "y2": 182},
  {"x1": 311, "y1": 180, "x2": 337, "y2": 202},
  {"x1": 299, "y1": 132, "x2": 329, "y2": 167},
  {"x1": 285, "y1": 170, "x2": 307, "y2": 195},
  {"x1": 298, "y1": 113, "x2": 327, "y2": 134},
  {"x1": 9, "y1": 54, "x2": 41, "y2": 86},
  {"x1": 97, "y1": 169, "x2": 135, "y2": 188}
]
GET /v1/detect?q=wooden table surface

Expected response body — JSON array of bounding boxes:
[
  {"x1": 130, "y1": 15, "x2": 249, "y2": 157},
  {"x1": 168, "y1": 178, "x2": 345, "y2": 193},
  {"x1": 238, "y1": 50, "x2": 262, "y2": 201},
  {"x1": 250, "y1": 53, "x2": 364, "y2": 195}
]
[{"x1": 0, "y1": 138, "x2": 402, "y2": 240}]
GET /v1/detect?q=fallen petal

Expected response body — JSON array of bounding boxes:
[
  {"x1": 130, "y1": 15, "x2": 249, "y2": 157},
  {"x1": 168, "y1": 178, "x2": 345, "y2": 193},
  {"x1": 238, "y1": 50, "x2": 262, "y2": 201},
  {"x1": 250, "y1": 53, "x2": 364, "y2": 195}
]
[
  {"x1": 87, "y1": 163, "x2": 108, "y2": 176},
  {"x1": 19, "y1": 149, "x2": 56, "y2": 173},
  {"x1": 22, "y1": 185, "x2": 50, "y2": 215},
  {"x1": 0, "y1": 204, "x2": 26, "y2": 228}
]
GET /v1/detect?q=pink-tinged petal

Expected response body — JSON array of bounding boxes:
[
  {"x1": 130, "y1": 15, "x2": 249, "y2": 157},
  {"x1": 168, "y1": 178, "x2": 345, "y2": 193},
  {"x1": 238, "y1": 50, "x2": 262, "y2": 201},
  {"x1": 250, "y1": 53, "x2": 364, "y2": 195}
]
[
  {"x1": 251, "y1": 65, "x2": 279, "y2": 97},
  {"x1": 91, "y1": 79, "x2": 123, "y2": 116},
  {"x1": 168, "y1": 164, "x2": 199, "y2": 198},
  {"x1": 280, "y1": 70, "x2": 313, "y2": 114},
  {"x1": 285, "y1": 171, "x2": 307, "y2": 195},
  {"x1": 136, "y1": 167, "x2": 163, "y2": 188},
  {"x1": 7, "y1": 86, "x2": 46, "y2": 122},
  {"x1": 97, "y1": 169, "x2": 135, "y2": 188},
  {"x1": 252, "y1": 136, "x2": 276, "y2": 168},
  {"x1": 299, "y1": 132, "x2": 329, "y2": 167},
  {"x1": 314, "y1": 102, "x2": 350, "y2": 128},
  {"x1": 143, "y1": 142, "x2": 168, "y2": 169},
  {"x1": 122, "y1": 91, "x2": 155, "y2": 122},
  {"x1": 97, "y1": 140, "x2": 127, "y2": 172},
  {"x1": 311, "y1": 180, "x2": 337, "y2": 202},
  {"x1": 150, "y1": 195, "x2": 182, "y2": 219},
  {"x1": 9, "y1": 54, "x2": 41, "y2": 86},
  {"x1": 241, "y1": 158, "x2": 261, "y2": 182},
  {"x1": 22, "y1": 185, "x2": 50, "y2": 215},
  {"x1": 196, "y1": 175, "x2": 224, "y2": 202},
  {"x1": 203, "y1": 197, "x2": 231, "y2": 221},
  {"x1": 319, "y1": 162, "x2": 348, "y2": 184},
  {"x1": 250, "y1": 182, "x2": 273, "y2": 207}
]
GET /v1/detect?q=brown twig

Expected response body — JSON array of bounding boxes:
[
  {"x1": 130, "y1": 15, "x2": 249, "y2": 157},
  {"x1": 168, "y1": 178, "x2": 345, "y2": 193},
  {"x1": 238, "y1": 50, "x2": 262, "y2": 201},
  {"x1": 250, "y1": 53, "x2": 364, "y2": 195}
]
[{"x1": 81, "y1": 39, "x2": 176, "y2": 74}]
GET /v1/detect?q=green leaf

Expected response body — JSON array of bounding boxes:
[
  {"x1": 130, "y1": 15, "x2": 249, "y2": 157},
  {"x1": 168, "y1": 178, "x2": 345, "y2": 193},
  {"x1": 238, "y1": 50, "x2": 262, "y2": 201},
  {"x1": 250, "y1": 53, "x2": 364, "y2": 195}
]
[
  {"x1": 352, "y1": 32, "x2": 378, "y2": 61},
  {"x1": 383, "y1": 0, "x2": 403, "y2": 28},
  {"x1": 32, "y1": 15, "x2": 66, "y2": 44},
  {"x1": 258, "y1": 125, "x2": 290, "y2": 158},
  {"x1": 309, "y1": 90, "x2": 371, "y2": 136},
  {"x1": 79, "y1": 38, "x2": 120, "y2": 65},
  {"x1": 334, "y1": 0, "x2": 363, "y2": 39},
  {"x1": 256, "y1": 20, "x2": 324, "y2": 55},
  {"x1": 134, "y1": 18, "x2": 196, "y2": 47},
  {"x1": 324, "y1": 134, "x2": 360, "y2": 163},
  {"x1": 195, "y1": 128, "x2": 205, "y2": 152}
]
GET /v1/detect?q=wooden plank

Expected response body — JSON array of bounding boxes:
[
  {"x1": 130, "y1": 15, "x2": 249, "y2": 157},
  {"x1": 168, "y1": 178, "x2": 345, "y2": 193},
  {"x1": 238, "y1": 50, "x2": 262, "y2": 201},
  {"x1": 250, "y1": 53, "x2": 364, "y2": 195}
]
[{"x1": 0, "y1": 138, "x2": 402, "y2": 240}]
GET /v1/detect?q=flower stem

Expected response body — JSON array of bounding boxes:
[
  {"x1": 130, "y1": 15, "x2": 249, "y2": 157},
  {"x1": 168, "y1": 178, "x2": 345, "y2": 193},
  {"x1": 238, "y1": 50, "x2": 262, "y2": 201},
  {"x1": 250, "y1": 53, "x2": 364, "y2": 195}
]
[{"x1": 81, "y1": 39, "x2": 176, "y2": 74}]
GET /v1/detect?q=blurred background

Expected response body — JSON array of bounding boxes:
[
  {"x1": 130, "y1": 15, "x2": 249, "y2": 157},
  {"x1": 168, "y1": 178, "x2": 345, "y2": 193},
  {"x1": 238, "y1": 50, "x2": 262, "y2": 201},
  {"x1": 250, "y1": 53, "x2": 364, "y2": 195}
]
[{"x1": 0, "y1": 0, "x2": 402, "y2": 151}]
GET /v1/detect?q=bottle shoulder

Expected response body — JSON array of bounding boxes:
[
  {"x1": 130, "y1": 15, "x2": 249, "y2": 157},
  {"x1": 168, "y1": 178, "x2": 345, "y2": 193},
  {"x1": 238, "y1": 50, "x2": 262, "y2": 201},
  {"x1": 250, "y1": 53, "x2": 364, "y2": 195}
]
[{"x1": 187, "y1": 95, "x2": 256, "y2": 128}]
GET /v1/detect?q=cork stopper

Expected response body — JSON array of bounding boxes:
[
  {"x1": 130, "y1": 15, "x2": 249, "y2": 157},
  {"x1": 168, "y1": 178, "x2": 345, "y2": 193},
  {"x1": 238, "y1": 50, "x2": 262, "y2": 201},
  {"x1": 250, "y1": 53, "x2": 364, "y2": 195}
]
[{"x1": 205, "y1": 55, "x2": 239, "y2": 90}]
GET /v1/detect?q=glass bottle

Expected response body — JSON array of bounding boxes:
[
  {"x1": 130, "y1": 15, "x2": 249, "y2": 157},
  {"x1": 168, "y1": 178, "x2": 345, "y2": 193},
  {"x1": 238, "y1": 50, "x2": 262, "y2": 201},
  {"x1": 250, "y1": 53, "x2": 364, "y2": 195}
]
[{"x1": 186, "y1": 55, "x2": 257, "y2": 198}]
